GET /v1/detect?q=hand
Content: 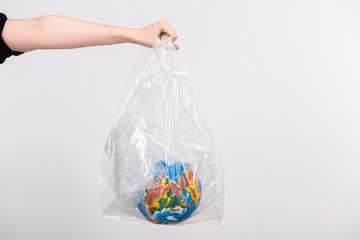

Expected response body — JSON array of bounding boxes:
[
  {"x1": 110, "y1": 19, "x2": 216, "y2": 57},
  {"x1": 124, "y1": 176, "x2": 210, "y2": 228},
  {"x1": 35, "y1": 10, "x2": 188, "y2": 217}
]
[
  {"x1": 132, "y1": 19, "x2": 179, "y2": 50},
  {"x1": 2, "y1": 15, "x2": 179, "y2": 53}
]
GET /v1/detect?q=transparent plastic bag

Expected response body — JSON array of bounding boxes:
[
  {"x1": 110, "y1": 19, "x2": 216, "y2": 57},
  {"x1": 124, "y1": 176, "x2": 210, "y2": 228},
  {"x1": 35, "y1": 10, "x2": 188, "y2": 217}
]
[{"x1": 99, "y1": 35, "x2": 225, "y2": 225}]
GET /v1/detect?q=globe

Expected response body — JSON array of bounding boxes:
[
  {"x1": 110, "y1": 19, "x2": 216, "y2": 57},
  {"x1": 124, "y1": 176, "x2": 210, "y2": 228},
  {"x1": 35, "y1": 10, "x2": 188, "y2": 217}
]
[{"x1": 137, "y1": 161, "x2": 201, "y2": 224}]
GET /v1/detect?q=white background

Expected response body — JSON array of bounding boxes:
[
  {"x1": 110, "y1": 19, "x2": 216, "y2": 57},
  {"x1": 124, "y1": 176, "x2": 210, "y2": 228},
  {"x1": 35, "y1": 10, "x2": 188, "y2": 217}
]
[{"x1": 1, "y1": 0, "x2": 360, "y2": 239}]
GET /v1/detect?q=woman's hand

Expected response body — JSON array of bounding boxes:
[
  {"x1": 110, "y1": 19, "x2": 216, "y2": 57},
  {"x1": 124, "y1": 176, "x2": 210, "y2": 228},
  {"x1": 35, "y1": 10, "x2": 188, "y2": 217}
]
[
  {"x1": 2, "y1": 16, "x2": 179, "y2": 52},
  {"x1": 131, "y1": 19, "x2": 179, "y2": 50}
]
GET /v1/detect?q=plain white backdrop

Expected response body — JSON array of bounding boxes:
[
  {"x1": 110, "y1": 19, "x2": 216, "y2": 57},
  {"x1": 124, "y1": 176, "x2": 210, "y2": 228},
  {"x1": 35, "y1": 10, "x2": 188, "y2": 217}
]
[{"x1": 1, "y1": 0, "x2": 360, "y2": 239}]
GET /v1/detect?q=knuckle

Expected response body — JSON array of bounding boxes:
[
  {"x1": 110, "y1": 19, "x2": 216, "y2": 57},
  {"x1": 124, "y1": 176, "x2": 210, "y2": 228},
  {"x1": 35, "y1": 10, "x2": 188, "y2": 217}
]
[{"x1": 160, "y1": 18, "x2": 168, "y2": 24}]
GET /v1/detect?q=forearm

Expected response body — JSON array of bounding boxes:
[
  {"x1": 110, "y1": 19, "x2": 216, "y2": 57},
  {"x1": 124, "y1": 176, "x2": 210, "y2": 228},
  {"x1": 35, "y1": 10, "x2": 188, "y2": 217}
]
[{"x1": 2, "y1": 15, "x2": 138, "y2": 52}]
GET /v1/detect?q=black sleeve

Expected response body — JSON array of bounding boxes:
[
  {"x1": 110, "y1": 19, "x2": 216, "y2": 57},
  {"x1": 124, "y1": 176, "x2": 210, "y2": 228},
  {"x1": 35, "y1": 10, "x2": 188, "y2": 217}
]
[{"x1": 0, "y1": 13, "x2": 24, "y2": 64}]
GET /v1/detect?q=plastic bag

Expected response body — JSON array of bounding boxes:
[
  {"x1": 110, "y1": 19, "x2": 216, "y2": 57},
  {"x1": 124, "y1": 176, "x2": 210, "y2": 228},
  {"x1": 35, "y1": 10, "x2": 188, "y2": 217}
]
[{"x1": 99, "y1": 35, "x2": 225, "y2": 225}]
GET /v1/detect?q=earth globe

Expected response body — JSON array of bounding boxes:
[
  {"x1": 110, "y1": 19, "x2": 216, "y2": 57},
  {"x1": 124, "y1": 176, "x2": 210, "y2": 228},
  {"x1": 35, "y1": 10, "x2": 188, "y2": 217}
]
[{"x1": 137, "y1": 160, "x2": 201, "y2": 224}]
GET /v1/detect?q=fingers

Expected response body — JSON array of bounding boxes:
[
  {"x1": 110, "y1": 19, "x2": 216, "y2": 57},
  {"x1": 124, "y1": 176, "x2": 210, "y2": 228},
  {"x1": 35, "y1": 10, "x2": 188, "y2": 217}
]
[
  {"x1": 139, "y1": 19, "x2": 179, "y2": 50},
  {"x1": 159, "y1": 18, "x2": 178, "y2": 42}
]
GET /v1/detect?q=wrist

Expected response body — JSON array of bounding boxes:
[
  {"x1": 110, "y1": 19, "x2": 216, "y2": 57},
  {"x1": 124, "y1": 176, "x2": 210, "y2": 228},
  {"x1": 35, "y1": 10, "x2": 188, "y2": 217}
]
[
  {"x1": 122, "y1": 27, "x2": 140, "y2": 44},
  {"x1": 112, "y1": 26, "x2": 135, "y2": 44}
]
